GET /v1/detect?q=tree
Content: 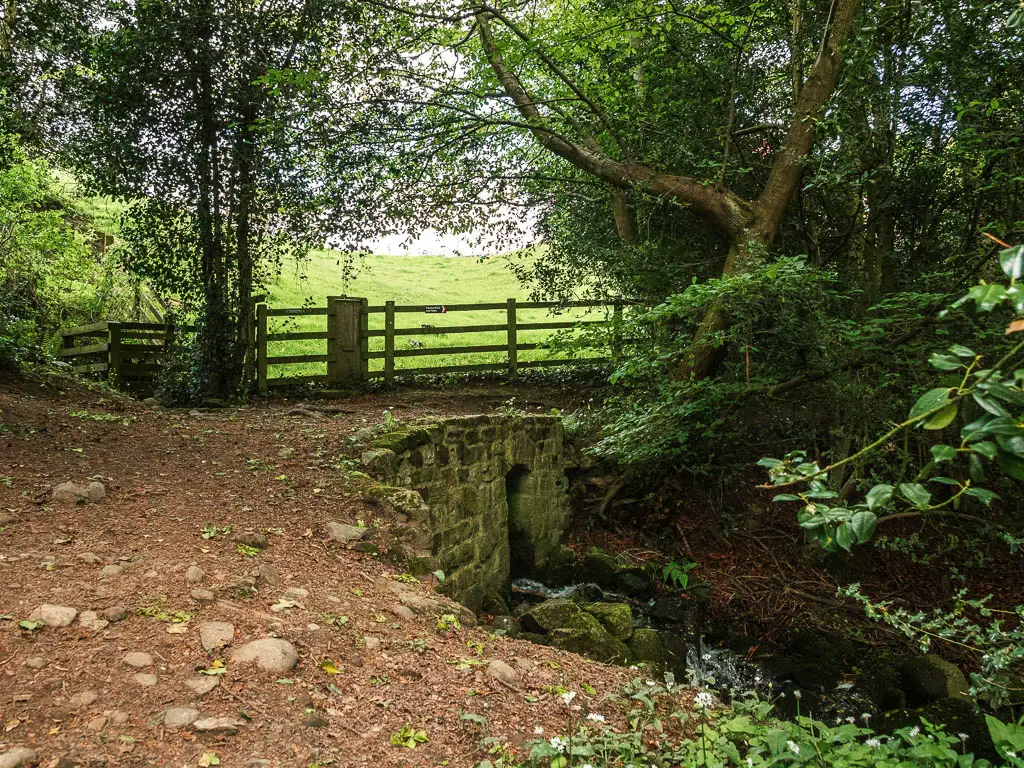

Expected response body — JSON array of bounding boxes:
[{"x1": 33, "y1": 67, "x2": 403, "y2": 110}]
[{"x1": 62, "y1": 0, "x2": 360, "y2": 399}]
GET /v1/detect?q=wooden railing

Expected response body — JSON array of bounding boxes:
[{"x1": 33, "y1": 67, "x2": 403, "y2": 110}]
[
  {"x1": 256, "y1": 297, "x2": 623, "y2": 393},
  {"x1": 61, "y1": 296, "x2": 625, "y2": 393},
  {"x1": 59, "y1": 320, "x2": 192, "y2": 386}
]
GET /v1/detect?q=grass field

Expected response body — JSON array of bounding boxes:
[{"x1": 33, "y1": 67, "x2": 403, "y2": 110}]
[{"x1": 265, "y1": 250, "x2": 611, "y2": 381}]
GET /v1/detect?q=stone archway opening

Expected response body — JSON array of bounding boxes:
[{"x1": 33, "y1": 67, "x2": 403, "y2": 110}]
[{"x1": 506, "y1": 463, "x2": 533, "y2": 578}]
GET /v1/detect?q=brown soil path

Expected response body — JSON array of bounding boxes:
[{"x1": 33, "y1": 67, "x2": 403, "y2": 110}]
[{"x1": 0, "y1": 373, "x2": 637, "y2": 768}]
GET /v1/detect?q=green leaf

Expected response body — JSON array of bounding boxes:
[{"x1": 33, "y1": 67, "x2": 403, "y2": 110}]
[
  {"x1": 757, "y1": 458, "x2": 783, "y2": 468},
  {"x1": 850, "y1": 510, "x2": 877, "y2": 543},
  {"x1": 928, "y1": 353, "x2": 961, "y2": 371},
  {"x1": 999, "y1": 245, "x2": 1024, "y2": 280},
  {"x1": 835, "y1": 523, "x2": 855, "y2": 552},
  {"x1": 964, "y1": 488, "x2": 999, "y2": 506},
  {"x1": 865, "y1": 484, "x2": 894, "y2": 510},
  {"x1": 910, "y1": 388, "x2": 953, "y2": 420},
  {"x1": 930, "y1": 445, "x2": 958, "y2": 463},
  {"x1": 899, "y1": 483, "x2": 932, "y2": 510},
  {"x1": 924, "y1": 402, "x2": 959, "y2": 430},
  {"x1": 997, "y1": 451, "x2": 1024, "y2": 482},
  {"x1": 949, "y1": 344, "x2": 977, "y2": 358},
  {"x1": 773, "y1": 493, "x2": 800, "y2": 502},
  {"x1": 983, "y1": 382, "x2": 1024, "y2": 406},
  {"x1": 930, "y1": 476, "x2": 961, "y2": 485},
  {"x1": 973, "y1": 393, "x2": 1010, "y2": 417},
  {"x1": 972, "y1": 441, "x2": 998, "y2": 460}
]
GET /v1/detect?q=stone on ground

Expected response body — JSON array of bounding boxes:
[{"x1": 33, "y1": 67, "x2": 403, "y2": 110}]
[
  {"x1": 101, "y1": 605, "x2": 128, "y2": 622},
  {"x1": 134, "y1": 673, "x2": 158, "y2": 686},
  {"x1": 77, "y1": 552, "x2": 103, "y2": 564},
  {"x1": 257, "y1": 564, "x2": 281, "y2": 586},
  {"x1": 86, "y1": 715, "x2": 107, "y2": 732},
  {"x1": 0, "y1": 748, "x2": 37, "y2": 768},
  {"x1": 283, "y1": 587, "x2": 309, "y2": 600},
  {"x1": 191, "y1": 588, "x2": 216, "y2": 602},
  {"x1": 99, "y1": 564, "x2": 123, "y2": 579},
  {"x1": 185, "y1": 676, "x2": 220, "y2": 696},
  {"x1": 186, "y1": 565, "x2": 205, "y2": 584},
  {"x1": 163, "y1": 707, "x2": 201, "y2": 729},
  {"x1": 23, "y1": 657, "x2": 46, "y2": 670},
  {"x1": 229, "y1": 638, "x2": 298, "y2": 674},
  {"x1": 235, "y1": 532, "x2": 269, "y2": 549},
  {"x1": 199, "y1": 621, "x2": 234, "y2": 651},
  {"x1": 123, "y1": 651, "x2": 153, "y2": 668},
  {"x1": 230, "y1": 638, "x2": 299, "y2": 671},
  {"x1": 28, "y1": 604, "x2": 78, "y2": 627},
  {"x1": 326, "y1": 521, "x2": 365, "y2": 543},
  {"x1": 193, "y1": 717, "x2": 241, "y2": 736},
  {"x1": 68, "y1": 690, "x2": 99, "y2": 708},
  {"x1": 78, "y1": 610, "x2": 109, "y2": 631},
  {"x1": 52, "y1": 480, "x2": 106, "y2": 503},
  {"x1": 902, "y1": 654, "x2": 970, "y2": 705},
  {"x1": 486, "y1": 660, "x2": 520, "y2": 686}
]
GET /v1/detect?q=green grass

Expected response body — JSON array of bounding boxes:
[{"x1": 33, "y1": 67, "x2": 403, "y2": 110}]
[{"x1": 265, "y1": 250, "x2": 610, "y2": 380}]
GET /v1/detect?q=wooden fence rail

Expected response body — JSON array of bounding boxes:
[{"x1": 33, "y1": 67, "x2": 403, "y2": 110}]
[
  {"x1": 257, "y1": 296, "x2": 624, "y2": 393},
  {"x1": 61, "y1": 296, "x2": 627, "y2": 394}
]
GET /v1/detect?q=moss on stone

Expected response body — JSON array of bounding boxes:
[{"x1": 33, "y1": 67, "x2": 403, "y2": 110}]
[
  {"x1": 520, "y1": 598, "x2": 581, "y2": 634},
  {"x1": 901, "y1": 654, "x2": 970, "y2": 706},
  {"x1": 550, "y1": 612, "x2": 630, "y2": 664},
  {"x1": 629, "y1": 628, "x2": 663, "y2": 664},
  {"x1": 371, "y1": 424, "x2": 437, "y2": 453},
  {"x1": 583, "y1": 602, "x2": 633, "y2": 641}
]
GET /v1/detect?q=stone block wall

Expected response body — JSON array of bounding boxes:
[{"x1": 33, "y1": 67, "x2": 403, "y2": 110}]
[{"x1": 362, "y1": 415, "x2": 572, "y2": 611}]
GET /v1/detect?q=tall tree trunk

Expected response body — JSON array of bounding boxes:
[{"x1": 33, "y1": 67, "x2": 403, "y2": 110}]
[
  {"x1": 195, "y1": 0, "x2": 230, "y2": 399},
  {"x1": 234, "y1": 83, "x2": 258, "y2": 388}
]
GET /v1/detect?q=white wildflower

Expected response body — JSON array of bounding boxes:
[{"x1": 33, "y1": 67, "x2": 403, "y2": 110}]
[
  {"x1": 1006, "y1": 751, "x2": 1017, "y2": 759},
  {"x1": 786, "y1": 740, "x2": 800, "y2": 756},
  {"x1": 846, "y1": 716, "x2": 856, "y2": 724},
  {"x1": 586, "y1": 713, "x2": 606, "y2": 723},
  {"x1": 549, "y1": 736, "x2": 568, "y2": 753},
  {"x1": 865, "y1": 738, "x2": 881, "y2": 748},
  {"x1": 645, "y1": 680, "x2": 658, "y2": 687},
  {"x1": 560, "y1": 691, "x2": 576, "y2": 706},
  {"x1": 957, "y1": 733, "x2": 968, "y2": 741},
  {"x1": 909, "y1": 726, "x2": 920, "y2": 739},
  {"x1": 746, "y1": 758, "x2": 754, "y2": 768},
  {"x1": 792, "y1": 689, "x2": 802, "y2": 700},
  {"x1": 861, "y1": 712, "x2": 871, "y2": 723},
  {"x1": 693, "y1": 691, "x2": 715, "y2": 709},
  {"x1": 533, "y1": 726, "x2": 544, "y2": 735}
]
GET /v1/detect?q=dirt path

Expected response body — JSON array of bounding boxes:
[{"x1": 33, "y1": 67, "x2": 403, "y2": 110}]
[{"x1": 0, "y1": 374, "x2": 634, "y2": 768}]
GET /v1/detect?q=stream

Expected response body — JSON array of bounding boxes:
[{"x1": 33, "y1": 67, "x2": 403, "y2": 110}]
[{"x1": 510, "y1": 577, "x2": 877, "y2": 721}]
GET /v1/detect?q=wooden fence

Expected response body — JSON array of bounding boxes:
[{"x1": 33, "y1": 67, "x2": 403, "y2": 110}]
[
  {"x1": 59, "y1": 320, "x2": 191, "y2": 387},
  {"x1": 60, "y1": 296, "x2": 624, "y2": 393}
]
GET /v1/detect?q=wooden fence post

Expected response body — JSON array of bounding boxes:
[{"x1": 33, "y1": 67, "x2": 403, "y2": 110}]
[
  {"x1": 327, "y1": 296, "x2": 365, "y2": 385},
  {"x1": 507, "y1": 298, "x2": 518, "y2": 377},
  {"x1": 360, "y1": 298, "x2": 369, "y2": 378},
  {"x1": 107, "y1": 322, "x2": 123, "y2": 383},
  {"x1": 384, "y1": 300, "x2": 395, "y2": 387},
  {"x1": 256, "y1": 303, "x2": 268, "y2": 396}
]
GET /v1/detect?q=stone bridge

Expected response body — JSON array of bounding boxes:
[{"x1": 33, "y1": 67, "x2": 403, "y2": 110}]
[{"x1": 361, "y1": 415, "x2": 572, "y2": 611}]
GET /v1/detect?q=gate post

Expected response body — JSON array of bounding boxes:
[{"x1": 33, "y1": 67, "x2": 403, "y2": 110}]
[
  {"x1": 107, "y1": 322, "x2": 123, "y2": 384},
  {"x1": 327, "y1": 296, "x2": 365, "y2": 385},
  {"x1": 256, "y1": 303, "x2": 268, "y2": 396},
  {"x1": 507, "y1": 298, "x2": 518, "y2": 377}
]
